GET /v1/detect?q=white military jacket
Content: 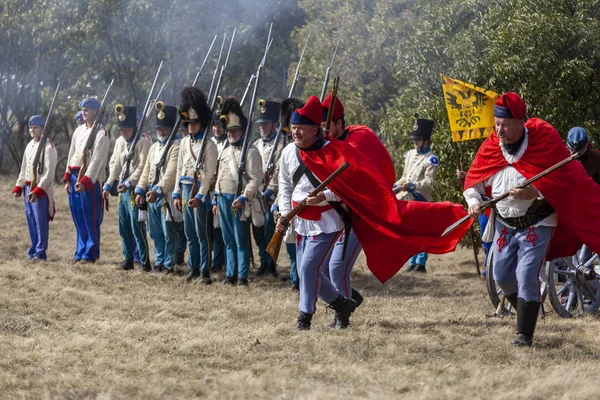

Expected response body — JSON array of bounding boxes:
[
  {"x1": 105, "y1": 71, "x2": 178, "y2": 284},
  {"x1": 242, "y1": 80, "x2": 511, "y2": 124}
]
[
  {"x1": 253, "y1": 134, "x2": 282, "y2": 193},
  {"x1": 173, "y1": 132, "x2": 217, "y2": 200},
  {"x1": 105, "y1": 134, "x2": 152, "y2": 191},
  {"x1": 395, "y1": 148, "x2": 439, "y2": 202},
  {"x1": 215, "y1": 142, "x2": 262, "y2": 199},
  {"x1": 15, "y1": 138, "x2": 57, "y2": 219},
  {"x1": 137, "y1": 140, "x2": 180, "y2": 196},
  {"x1": 65, "y1": 123, "x2": 110, "y2": 185}
]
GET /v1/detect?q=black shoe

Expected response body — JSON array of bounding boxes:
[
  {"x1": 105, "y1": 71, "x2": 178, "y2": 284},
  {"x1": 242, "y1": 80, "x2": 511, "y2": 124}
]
[
  {"x1": 174, "y1": 253, "x2": 185, "y2": 265},
  {"x1": 210, "y1": 264, "x2": 223, "y2": 274},
  {"x1": 513, "y1": 298, "x2": 540, "y2": 347},
  {"x1": 290, "y1": 282, "x2": 299, "y2": 291},
  {"x1": 266, "y1": 262, "x2": 278, "y2": 278},
  {"x1": 237, "y1": 278, "x2": 248, "y2": 287},
  {"x1": 405, "y1": 264, "x2": 417, "y2": 272},
  {"x1": 511, "y1": 333, "x2": 533, "y2": 346},
  {"x1": 256, "y1": 262, "x2": 267, "y2": 277},
  {"x1": 329, "y1": 295, "x2": 356, "y2": 329},
  {"x1": 297, "y1": 312, "x2": 313, "y2": 330},
  {"x1": 142, "y1": 261, "x2": 152, "y2": 273},
  {"x1": 201, "y1": 270, "x2": 212, "y2": 285},
  {"x1": 414, "y1": 264, "x2": 427, "y2": 273},
  {"x1": 222, "y1": 276, "x2": 237, "y2": 285},
  {"x1": 351, "y1": 289, "x2": 364, "y2": 311},
  {"x1": 186, "y1": 270, "x2": 200, "y2": 282},
  {"x1": 164, "y1": 268, "x2": 175, "y2": 275},
  {"x1": 153, "y1": 264, "x2": 164, "y2": 273},
  {"x1": 116, "y1": 259, "x2": 134, "y2": 271}
]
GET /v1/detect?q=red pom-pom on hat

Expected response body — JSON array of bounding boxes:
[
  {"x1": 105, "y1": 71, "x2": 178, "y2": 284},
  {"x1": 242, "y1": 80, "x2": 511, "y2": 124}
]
[
  {"x1": 321, "y1": 93, "x2": 344, "y2": 121},
  {"x1": 494, "y1": 92, "x2": 526, "y2": 119}
]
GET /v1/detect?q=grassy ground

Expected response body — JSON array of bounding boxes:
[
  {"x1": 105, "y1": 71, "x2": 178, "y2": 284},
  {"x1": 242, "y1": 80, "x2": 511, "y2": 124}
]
[{"x1": 1, "y1": 178, "x2": 599, "y2": 399}]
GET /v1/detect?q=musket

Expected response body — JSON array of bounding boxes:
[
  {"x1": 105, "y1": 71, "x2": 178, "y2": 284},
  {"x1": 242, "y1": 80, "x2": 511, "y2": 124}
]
[
  {"x1": 190, "y1": 29, "x2": 236, "y2": 199},
  {"x1": 29, "y1": 81, "x2": 60, "y2": 196},
  {"x1": 323, "y1": 76, "x2": 340, "y2": 137},
  {"x1": 146, "y1": 82, "x2": 166, "y2": 118},
  {"x1": 319, "y1": 28, "x2": 343, "y2": 102},
  {"x1": 240, "y1": 74, "x2": 256, "y2": 107},
  {"x1": 152, "y1": 35, "x2": 218, "y2": 187},
  {"x1": 441, "y1": 152, "x2": 581, "y2": 237},
  {"x1": 77, "y1": 79, "x2": 115, "y2": 182},
  {"x1": 120, "y1": 61, "x2": 164, "y2": 183},
  {"x1": 266, "y1": 162, "x2": 350, "y2": 260},
  {"x1": 260, "y1": 35, "x2": 311, "y2": 206},
  {"x1": 235, "y1": 24, "x2": 273, "y2": 207},
  {"x1": 207, "y1": 33, "x2": 227, "y2": 104},
  {"x1": 288, "y1": 33, "x2": 310, "y2": 98}
]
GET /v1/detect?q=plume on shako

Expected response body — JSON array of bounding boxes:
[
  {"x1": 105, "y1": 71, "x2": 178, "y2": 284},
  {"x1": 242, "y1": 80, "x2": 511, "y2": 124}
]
[
  {"x1": 178, "y1": 86, "x2": 212, "y2": 129},
  {"x1": 219, "y1": 96, "x2": 247, "y2": 130},
  {"x1": 281, "y1": 98, "x2": 305, "y2": 132}
]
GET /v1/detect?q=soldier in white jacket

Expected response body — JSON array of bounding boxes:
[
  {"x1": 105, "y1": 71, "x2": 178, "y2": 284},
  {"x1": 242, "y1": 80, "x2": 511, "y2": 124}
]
[
  {"x1": 102, "y1": 106, "x2": 152, "y2": 271},
  {"x1": 12, "y1": 116, "x2": 57, "y2": 261},
  {"x1": 394, "y1": 115, "x2": 439, "y2": 273},
  {"x1": 62, "y1": 98, "x2": 110, "y2": 263}
]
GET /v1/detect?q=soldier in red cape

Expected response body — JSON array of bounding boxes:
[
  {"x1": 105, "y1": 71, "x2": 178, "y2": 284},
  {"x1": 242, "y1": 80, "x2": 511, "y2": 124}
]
[
  {"x1": 464, "y1": 92, "x2": 600, "y2": 346},
  {"x1": 277, "y1": 95, "x2": 472, "y2": 330}
]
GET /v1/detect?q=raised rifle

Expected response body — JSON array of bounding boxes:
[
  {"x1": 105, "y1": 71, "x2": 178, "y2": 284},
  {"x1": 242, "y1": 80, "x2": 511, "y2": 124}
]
[
  {"x1": 235, "y1": 23, "x2": 273, "y2": 208},
  {"x1": 207, "y1": 34, "x2": 227, "y2": 104},
  {"x1": 239, "y1": 74, "x2": 256, "y2": 107},
  {"x1": 145, "y1": 82, "x2": 166, "y2": 118},
  {"x1": 260, "y1": 34, "x2": 311, "y2": 205},
  {"x1": 323, "y1": 76, "x2": 340, "y2": 137},
  {"x1": 120, "y1": 61, "x2": 163, "y2": 184},
  {"x1": 319, "y1": 28, "x2": 343, "y2": 102},
  {"x1": 266, "y1": 162, "x2": 350, "y2": 260},
  {"x1": 29, "y1": 81, "x2": 60, "y2": 197},
  {"x1": 152, "y1": 34, "x2": 218, "y2": 187},
  {"x1": 441, "y1": 151, "x2": 581, "y2": 237},
  {"x1": 77, "y1": 79, "x2": 115, "y2": 182},
  {"x1": 191, "y1": 29, "x2": 236, "y2": 199}
]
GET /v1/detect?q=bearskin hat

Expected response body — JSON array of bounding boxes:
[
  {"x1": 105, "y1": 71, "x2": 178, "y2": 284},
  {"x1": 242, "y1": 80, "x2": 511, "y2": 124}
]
[
  {"x1": 280, "y1": 98, "x2": 305, "y2": 131},
  {"x1": 178, "y1": 86, "x2": 212, "y2": 129},
  {"x1": 219, "y1": 96, "x2": 247, "y2": 130}
]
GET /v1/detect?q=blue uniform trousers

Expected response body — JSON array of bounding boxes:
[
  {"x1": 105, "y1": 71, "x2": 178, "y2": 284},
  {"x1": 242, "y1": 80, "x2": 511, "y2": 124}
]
[
  {"x1": 252, "y1": 209, "x2": 275, "y2": 265},
  {"x1": 296, "y1": 232, "x2": 341, "y2": 314},
  {"x1": 68, "y1": 171, "x2": 103, "y2": 261},
  {"x1": 118, "y1": 189, "x2": 149, "y2": 264},
  {"x1": 176, "y1": 221, "x2": 186, "y2": 259},
  {"x1": 286, "y1": 242, "x2": 299, "y2": 284},
  {"x1": 492, "y1": 220, "x2": 554, "y2": 302},
  {"x1": 212, "y1": 227, "x2": 226, "y2": 269},
  {"x1": 148, "y1": 199, "x2": 178, "y2": 270},
  {"x1": 218, "y1": 195, "x2": 251, "y2": 280},
  {"x1": 181, "y1": 184, "x2": 212, "y2": 273},
  {"x1": 323, "y1": 229, "x2": 362, "y2": 298},
  {"x1": 24, "y1": 185, "x2": 50, "y2": 260}
]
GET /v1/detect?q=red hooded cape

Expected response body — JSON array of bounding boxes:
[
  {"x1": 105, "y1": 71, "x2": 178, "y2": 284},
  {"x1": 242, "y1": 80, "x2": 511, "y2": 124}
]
[
  {"x1": 343, "y1": 125, "x2": 397, "y2": 186},
  {"x1": 300, "y1": 139, "x2": 472, "y2": 283},
  {"x1": 465, "y1": 118, "x2": 600, "y2": 259}
]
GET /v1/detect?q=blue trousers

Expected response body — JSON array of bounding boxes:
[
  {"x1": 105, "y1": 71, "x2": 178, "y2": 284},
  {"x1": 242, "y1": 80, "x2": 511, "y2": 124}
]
[
  {"x1": 68, "y1": 172, "x2": 103, "y2": 261},
  {"x1": 24, "y1": 185, "x2": 49, "y2": 260},
  {"x1": 286, "y1": 242, "x2": 298, "y2": 284},
  {"x1": 218, "y1": 195, "x2": 250, "y2": 279},
  {"x1": 212, "y1": 227, "x2": 226, "y2": 269},
  {"x1": 118, "y1": 190, "x2": 149, "y2": 264},
  {"x1": 252, "y1": 210, "x2": 275, "y2": 265},
  {"x1": 492, "y1": 221, "x2": 554, "y2": 302},
  {"x1": 323, "y1": 229, "x2": 362, "y2": 298},
  {"x1": 296, "y1": 232, "x2": 341, "y2": 314},
  {"x1": 148, "y1": 199, "x2": 178, "y2": 269},
  {"x1": 176, "y1": 221, "x2": 186, "y2": 258},
  {"x1": 181, "y1": 184, "x2": 212, "y2": 273}
]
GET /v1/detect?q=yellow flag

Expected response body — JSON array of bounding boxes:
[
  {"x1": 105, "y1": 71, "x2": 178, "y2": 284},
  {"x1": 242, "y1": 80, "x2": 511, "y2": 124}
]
[{"x1": 441, "y1": 74, "x2": 499, "y2": 142}]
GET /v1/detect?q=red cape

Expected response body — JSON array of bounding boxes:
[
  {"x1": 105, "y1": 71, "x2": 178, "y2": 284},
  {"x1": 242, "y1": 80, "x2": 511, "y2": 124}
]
[
  {"x1": 342, "y1": 125, "x2": 397, "y2": 186},
  {"x1": 300, "y1": 140, "x2": 472, "y2": 283},
  {"x1": 465, "y1": 118, "x2": 600, "y2": 259}
]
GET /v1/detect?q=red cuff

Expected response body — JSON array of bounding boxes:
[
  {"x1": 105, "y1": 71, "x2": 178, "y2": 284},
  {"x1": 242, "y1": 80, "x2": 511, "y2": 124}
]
[
  {"x1": 80, "y1": 176, "x2": 95, "y2": 191},
  {"x1": 12, "y1": 186, "x2": 22, "y2": 195},
  {"x1": 62, "y1": 172, "x2": 71, "y2": 183},
  {"x1": 31, "y1": 186, "x2": 47, "y2": 198}
]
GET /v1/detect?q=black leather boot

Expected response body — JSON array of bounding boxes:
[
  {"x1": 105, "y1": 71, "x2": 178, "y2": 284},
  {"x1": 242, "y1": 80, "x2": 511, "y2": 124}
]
[
  {"x1": 116, "y1": 259, "x2": 134, "y2": 271},
  {"x1": 505, "y1": 293, "x2": 519, "y2": 311},
  {"x1": 511, "y1": 298, "x2": 540, "y2": 347},
  {"x1": 297, "y1": 312, "x2": 313, "y2": 330},
  {"x1": 186, "y1": 269, "x2": 200, "y2": 282},
  {"x1": 414, "y1": 264, "x2": 427, "y2": 273},
  {"x1": 329, "y1": 295, "x2": 356, "y2": 329},
  {"x1": 351, "y1": 289, "x2": 364, "y2": 311},
  {"x1": 266, "y1": 261, "x2": 278, "y2": 278},
  {"x1": 256, "y1": 262, "x2": 267, "y2": 277},
  {"x1": 201, "y1": 269, "x2": 212, "y2": 285}
]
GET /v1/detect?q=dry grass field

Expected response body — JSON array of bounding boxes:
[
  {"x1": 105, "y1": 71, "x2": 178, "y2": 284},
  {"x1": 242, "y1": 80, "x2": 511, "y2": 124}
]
[{"x1": 1, "y1": 177, "x2": 600, "y2": 399}]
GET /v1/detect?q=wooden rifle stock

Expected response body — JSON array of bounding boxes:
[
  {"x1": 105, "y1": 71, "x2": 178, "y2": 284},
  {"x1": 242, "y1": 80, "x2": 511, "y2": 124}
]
[
  {"x1": 266, "y1": 161, "x2": 350, "y2": 261},
  {"x1": 441, "y1": 152, "x2": 580, "y2": 237},
  {"x1": 30, "y1": 81, "x2": 60, "y2": 192},
  {"x1": 78, "y1": 79, "x2": 115, "y2": 182}
]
